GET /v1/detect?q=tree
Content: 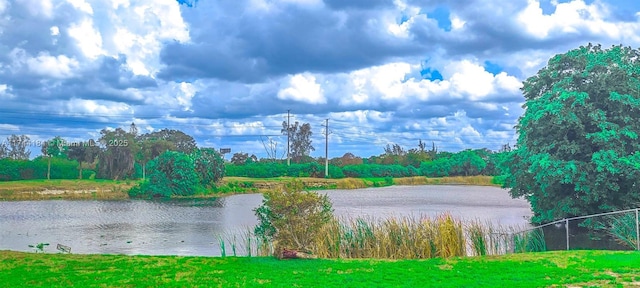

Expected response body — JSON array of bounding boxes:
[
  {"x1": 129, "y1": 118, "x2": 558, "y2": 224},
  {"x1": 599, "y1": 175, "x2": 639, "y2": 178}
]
[
  {"x1": 406, "y1": 148, "x2": 431, "y2": 168},
  {"x1": 506, "y1": 44, "x2": 640, "y2": 224},
  {"x1": 192, "y1": 147, "x2": 225, "y2": 187},
  {"x1": 136, "y1": 139, "x2": 175, "y2": 179},
  {"x1": 384, "y1": 143, "x2": 406, "y2": 156},
  {"x1": 67, "y1": 139, "x2": 100, "y2": 179},
  {"x1": 131, "y1": 151, "x2": 199, "y2": 198},
  {"x1": 254, "y1": 181, "x2": 333, "y2": 255},
  {"x1": 230, "y1": 152, "x2": 248, "y2": 165},
  {"x1": 0, "y1": 142, "x2": 7, "y2": 159},
  {"x1": 138, "y1": 129, "x2": 197, "y2": 154},
  {"x1": 449, "y1": 149, "x2": 486, "y2": 176},
  {"x1": 97, "y1": 128, "x2": 137, "y2": 180},
  {"x1": 41, "y1": 136, "x2": 67, "y2": 180},
  {"x1": 6, "y1": 135, "x2": 30, "y2": 160},
  {"x1": 281, "y1": 121, "x2": 315, "y2": 163},
  {"x1": 330, "y1": 152, "x2": 363, "y2": 167}
]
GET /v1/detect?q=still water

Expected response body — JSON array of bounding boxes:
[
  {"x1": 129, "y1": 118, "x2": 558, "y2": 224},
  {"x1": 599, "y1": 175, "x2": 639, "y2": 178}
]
[{"x1": 0, "y1": 185, "x2": 532, "y2": 256}]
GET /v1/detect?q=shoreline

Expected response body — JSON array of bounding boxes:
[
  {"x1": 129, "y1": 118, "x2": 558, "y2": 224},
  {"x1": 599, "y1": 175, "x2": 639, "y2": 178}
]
[{"x1": 0, "y1": 176, "x2": 501, "y2": 201}]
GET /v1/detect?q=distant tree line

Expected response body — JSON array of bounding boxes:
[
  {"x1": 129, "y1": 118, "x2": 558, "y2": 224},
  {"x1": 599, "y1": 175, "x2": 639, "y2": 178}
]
[
  {"x1": 0, "y1": 124, "x2": 224, "y2": 186},
  {"x1": 226, "y1": 141, "x2": 511, "y2": 179},
  {"x1": 2, "y1": 120, "x2": 514, "y2": 194}
]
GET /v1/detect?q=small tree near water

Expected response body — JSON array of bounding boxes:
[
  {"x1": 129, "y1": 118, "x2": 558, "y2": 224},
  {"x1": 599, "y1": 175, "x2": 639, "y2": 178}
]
[
  {"x1": 129, "y1": 151, "x2": 198, "y2": 198},
  {"x1": 254, "y1": 181, "x2": 334, "y2": 256}
]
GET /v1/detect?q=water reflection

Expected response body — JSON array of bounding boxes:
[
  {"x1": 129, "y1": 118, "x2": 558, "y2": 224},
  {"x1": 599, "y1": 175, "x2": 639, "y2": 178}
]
[{"x1": 0, "y1": 185, "x2": 532, "y2": 256}]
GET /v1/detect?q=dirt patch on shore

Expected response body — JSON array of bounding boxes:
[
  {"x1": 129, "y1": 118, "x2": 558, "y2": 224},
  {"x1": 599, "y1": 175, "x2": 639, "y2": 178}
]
[{"x1": 38, "y1": 189, "x2": 98, "y2": 195}]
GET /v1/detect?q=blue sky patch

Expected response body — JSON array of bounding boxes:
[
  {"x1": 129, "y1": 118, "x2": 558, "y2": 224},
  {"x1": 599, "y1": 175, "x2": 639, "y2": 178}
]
[
  {"x1": 426, "y1": 6, "x2": 452, "y2": 31},
  {"x1": 483, "y1": 61, "x2": 503, "y2": 76},
  {"x1": 176, "y1": 0, "x2": 197, "y2": 7},
  {"x1": 420, "y1": 67, "x2": 444, "y2": 81}
]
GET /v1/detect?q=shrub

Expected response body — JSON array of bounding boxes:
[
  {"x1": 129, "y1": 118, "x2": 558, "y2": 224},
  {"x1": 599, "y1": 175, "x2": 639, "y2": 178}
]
[
  {"x1": 253, "y1": 181, "x2": 334, "y2": 254},
  {"x1": 129, "y1": 151, "x2": 199, "y2": 198},
  {"x1": 192, "y1": 148, "x2": 225, "y2": 187}
]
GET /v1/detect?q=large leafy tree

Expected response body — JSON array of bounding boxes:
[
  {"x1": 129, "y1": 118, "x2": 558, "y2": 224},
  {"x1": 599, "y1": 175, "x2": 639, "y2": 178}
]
[
  {"x1": 192, "y1": 148, "x2": 225, "y2": 187},
  {"x1": 138, "y1": 129, "x2": 197, "y2": 154},
  {"x1": 506, "y1": 44, "x2": 640, "y2": 224},
  {"x1": 230, "y1": 152, "x2": 257, "y2": 165},
  {"x1": 281, "y1": 121, "x2": 315, "y2": 163},
  {"x1": 97, "y1": 128, "x2": 138, "y2": 180},
  {"x1": 136, "y1": 139, "x2": 176, "y2": 179},
  {"x1": 131, "y1": 151, "x2": 199, "y2": 198}
]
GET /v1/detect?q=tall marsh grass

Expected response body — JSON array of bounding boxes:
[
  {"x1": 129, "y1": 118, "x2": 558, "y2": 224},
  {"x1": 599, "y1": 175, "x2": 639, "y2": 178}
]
[
  {"x1": 310, "y1": 214, "x2": 533, "y2": 259},
  {"x1": 217, "y1": 214, "x2": 542, "y2": 259},
  {"x1": 335, "y1": 178, "x2": 368, "y2": 189}
]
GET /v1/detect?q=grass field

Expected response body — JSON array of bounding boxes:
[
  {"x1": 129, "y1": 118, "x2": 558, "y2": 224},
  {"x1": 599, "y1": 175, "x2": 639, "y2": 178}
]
[{"x1": 1, "y1": 250, "x2": 639, "y2": 287}]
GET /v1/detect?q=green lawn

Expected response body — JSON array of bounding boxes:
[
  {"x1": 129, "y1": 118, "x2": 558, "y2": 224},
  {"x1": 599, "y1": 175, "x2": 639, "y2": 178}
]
[{"x1": 2, "y1": 250, "x2": 639, "y2": 287}]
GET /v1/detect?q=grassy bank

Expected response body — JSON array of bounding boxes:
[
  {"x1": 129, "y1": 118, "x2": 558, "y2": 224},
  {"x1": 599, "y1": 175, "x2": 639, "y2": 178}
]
[
  {"x1": 217, "y1": 175, "x2": 498, "y2": 194},
  {"x1": 0, "y1": 179, "x2": 137, "y2": 201},
  {"x1": 1, "y1": 250, "x2": 639, "y2": 287},
  {"x1": 0, "y1": 176, "x2": 499, "y2": 201}
]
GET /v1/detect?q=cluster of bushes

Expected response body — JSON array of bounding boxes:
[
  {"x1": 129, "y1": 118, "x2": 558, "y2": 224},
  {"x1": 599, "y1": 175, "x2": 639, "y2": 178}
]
[
  {"x1": 0, "y1": 157, "x2": 95, "y2": 181},
  {"x1": 129, "y1": 149, "x2": 224, "y2": 198},
  {"x1": 341, "y1": 164, "x2": 419, "y2": 178},
  {"x1": 225, "y1": 162, "x2": 345, "y2": 178}
]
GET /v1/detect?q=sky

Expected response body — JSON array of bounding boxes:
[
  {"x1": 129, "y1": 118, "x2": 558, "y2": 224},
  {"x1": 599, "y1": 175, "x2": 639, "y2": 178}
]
[{"x1": 1, "y1": 0, "x2": 640, "y2": 159}]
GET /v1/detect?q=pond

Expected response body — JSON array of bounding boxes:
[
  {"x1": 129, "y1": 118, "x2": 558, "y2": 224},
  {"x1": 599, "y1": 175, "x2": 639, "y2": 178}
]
[{"x1": 0, "y1": 185, "x2": 533, "y2": 256}]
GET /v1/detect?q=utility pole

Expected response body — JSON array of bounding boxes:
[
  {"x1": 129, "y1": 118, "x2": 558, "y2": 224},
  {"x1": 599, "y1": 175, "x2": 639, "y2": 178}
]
[
  {"x1": 287, "y1": 109, "x2": 291, "y2": 166},
  {"x1": 322, "y1": 118, "x2": 331, "y2": 178}
]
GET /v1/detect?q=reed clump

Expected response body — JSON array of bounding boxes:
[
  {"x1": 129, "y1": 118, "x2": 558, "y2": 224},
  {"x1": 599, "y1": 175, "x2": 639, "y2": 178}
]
[
  {"x1": 392, "y1": 177, "x2": 428, "y2": 186},
  {"x1": 312, "y1": 213, "x2": 468, "y2": 259},
  {"x1": 219, "y1": 216, "x2": 542, "y2": 259}
]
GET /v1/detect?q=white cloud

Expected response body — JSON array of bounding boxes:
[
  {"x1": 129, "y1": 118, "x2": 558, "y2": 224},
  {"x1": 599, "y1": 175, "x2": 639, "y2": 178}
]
[
  {"x1": 140, "y1": 81, "x2": 203, "y2": 112},
  {"x1": 228, "y1": 121, "x2": 266, "y2": 135},
  {"x1": 450, "y1": 14, "x2": 466, "y2": 30},
  {"x1": 517, "y1": 0, "x2": 621, "y2": 39},
  {"x1": 66, "y1": 0, "x2": 93, "y2": 14},
  {"x1": 0, "y1": 84, "x2": 13, "y2": 99},
  {"x1": 337, "y1": 59, "x2": 521, "y2": 105},
  {"x1": 111, "y1": 0, "x2": 129, "y2": 9},
  {"x1": 21, "y1": 0, "x2": 53, "y2": 18},
  {"x1": 175, "y1": 82, "x2": 197, "y2": 111},
  {"x1": 68, "y1": 19, "x2": 104, "y2": 59},
  {"x1": 444, "y1": 60, "x2": 496, "y2": 100},
  {"x1": 0, "y1": 0, "x2": 8, "y2": 14},
  {"x1": 106, "y1": 1, "x2": 189, "y2": 75},
  {"x1": 330, "y1": 110, "x2": 393, "y2": 124},
  {"x1": 26, "y1": 53, "x2": 79, "y2": 78},
  {"x1": 278, "y1": 73, "x2": 326, "y2": 104},
  {"x1": 50, "y1": 26, "x2": 59, "y2": 35},
  {"x1": 0, "y1": 124, "x2": 19, "y2": 131},
  {"x1": 278, "y1": 0, "x2": 323, "y2": 6},
  {"x1": 64, "y1": 99, "x2": 132, "y2": 116}
]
